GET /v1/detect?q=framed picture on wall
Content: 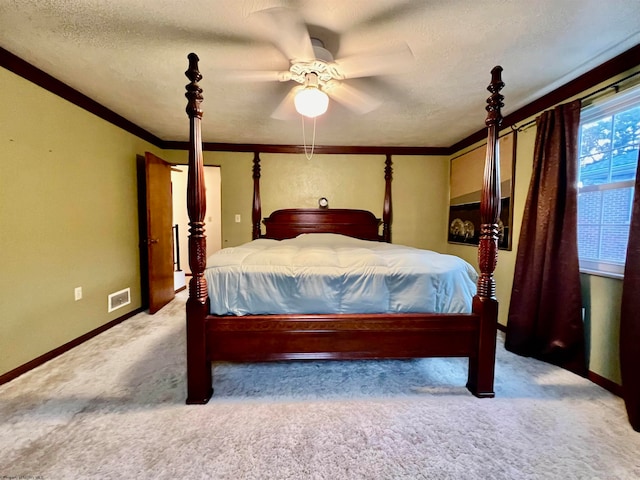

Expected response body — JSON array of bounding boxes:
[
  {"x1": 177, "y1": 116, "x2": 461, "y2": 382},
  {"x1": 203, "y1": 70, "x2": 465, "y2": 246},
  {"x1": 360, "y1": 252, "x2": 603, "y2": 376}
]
[{"x1": 448, "y1": 130, "x2": 517, "y2": 250}]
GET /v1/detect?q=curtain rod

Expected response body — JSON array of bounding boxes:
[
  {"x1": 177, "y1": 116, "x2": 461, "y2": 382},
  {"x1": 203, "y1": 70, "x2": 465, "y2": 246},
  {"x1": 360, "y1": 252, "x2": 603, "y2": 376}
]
[{"x1": 515, "y1": 69, "x2": 640, "y2": 132}]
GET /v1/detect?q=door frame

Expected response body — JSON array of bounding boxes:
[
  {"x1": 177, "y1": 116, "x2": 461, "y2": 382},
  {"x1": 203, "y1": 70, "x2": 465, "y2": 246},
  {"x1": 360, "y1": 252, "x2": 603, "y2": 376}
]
[{"x1": 136, "y1": 152, "x2": 175, "y2": 313}]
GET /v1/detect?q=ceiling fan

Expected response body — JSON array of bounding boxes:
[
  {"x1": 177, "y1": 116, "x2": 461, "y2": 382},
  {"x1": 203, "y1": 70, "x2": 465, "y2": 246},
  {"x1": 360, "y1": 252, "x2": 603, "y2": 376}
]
[{"x1": 230, "y1": 7, "x2": 414, "y2": 120}]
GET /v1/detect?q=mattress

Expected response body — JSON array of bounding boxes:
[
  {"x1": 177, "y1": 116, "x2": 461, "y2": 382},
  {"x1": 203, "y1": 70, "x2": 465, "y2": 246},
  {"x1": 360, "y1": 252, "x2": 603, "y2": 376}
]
[{"x1": 205, "y1": 233, "x2": 478, "y2": 316}]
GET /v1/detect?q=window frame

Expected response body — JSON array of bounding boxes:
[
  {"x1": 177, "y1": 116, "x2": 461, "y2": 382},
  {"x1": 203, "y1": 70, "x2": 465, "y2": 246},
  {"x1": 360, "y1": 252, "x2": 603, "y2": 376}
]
[{"x1": 577, "y1": 83, "x2": 640, "y2": 278}]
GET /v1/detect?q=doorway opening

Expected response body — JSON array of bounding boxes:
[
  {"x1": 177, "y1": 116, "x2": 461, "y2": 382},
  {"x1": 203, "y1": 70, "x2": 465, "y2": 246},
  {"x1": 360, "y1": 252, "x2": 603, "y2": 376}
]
[
  {"x1": 137, "y1": 152, "x2": 221, "y2": 313},
  {"x1": 170, "y1": 165, "x2": 222, "y2": 289}
]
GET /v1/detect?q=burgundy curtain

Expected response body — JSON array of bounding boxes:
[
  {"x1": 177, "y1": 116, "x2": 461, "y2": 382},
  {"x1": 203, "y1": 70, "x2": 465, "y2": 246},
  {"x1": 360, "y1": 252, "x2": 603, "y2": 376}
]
[
  {"x1": 505, "y1": 100, "x2": 587, "y2": 376},
  {"x1": 620, "y1": 149, "x2": 640, "y2": 432}
]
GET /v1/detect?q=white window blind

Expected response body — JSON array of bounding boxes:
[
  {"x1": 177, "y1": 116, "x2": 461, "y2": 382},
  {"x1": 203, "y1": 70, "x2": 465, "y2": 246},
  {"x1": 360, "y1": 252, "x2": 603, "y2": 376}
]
[{"x1": 577, "y1": 83, "x2": 640, "y2": 277}]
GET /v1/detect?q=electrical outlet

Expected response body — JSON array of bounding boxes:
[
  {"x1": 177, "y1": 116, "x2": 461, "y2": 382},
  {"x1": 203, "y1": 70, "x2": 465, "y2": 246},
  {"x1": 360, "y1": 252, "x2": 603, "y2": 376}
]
[
  {"x1": 74, "y1": 287, "x2": 82, "y2": 301},
  {"x1": 235, "y1": 214, "x2": 241, "y2": 223}
]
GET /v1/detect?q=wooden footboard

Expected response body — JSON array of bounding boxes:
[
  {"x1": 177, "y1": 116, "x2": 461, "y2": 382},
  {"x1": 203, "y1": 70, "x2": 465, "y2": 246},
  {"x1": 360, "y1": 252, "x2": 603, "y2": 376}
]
[
  {"x1": 207, "y1": 313, "x2": 479, "y2": 362},
  {"x1": 183, "y1": 54, "x2": 503, "y2": 404}
]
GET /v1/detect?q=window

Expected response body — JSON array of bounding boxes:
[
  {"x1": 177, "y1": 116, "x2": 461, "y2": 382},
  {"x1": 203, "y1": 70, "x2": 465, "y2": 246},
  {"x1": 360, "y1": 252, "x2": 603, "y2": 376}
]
[{"x1": 577, "y1": 84, "x2": 640, "y2": 277}]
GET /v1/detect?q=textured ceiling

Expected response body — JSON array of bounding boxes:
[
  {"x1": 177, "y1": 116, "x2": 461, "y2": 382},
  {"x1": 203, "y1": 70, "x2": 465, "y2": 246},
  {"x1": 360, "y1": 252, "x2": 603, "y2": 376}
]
[{"x1": 1, "y1": 0, "x2": 640, "y2": 148}]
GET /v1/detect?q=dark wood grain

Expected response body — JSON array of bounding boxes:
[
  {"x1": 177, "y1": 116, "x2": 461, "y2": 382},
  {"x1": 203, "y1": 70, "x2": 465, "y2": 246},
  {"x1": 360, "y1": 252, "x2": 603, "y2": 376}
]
[
  {"x1": 208, "y1": 313, "x2": 479, "y2": 362},
  {"x1": 185, "y1": 53, "x2": 212, "y2": 404},
  {"x1": 184, "y1": 58, "x2": 503, "y2": 404},
  {"x1": 251, "y1": 152, "x2": 262, "y2": 240},
  {"x1": 161, "y1": 141, "x2": 451, "y2": 155},
  {"x1": 383, "y1": 155, "x2": 393, "y2": 242},
  {"x1": 466, "y1": 66, "x2": 504, "y2": 397},
  {"x1": 262, "y1": 208, "x2": 384, "y2": 241}
]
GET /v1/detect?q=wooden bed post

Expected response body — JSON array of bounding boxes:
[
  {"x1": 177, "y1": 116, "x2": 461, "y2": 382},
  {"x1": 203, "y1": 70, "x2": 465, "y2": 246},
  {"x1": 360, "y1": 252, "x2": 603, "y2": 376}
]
[
  {"x1": 467, "y1": 66, "x2": 504, "y2": 398},
  {"x1": 185, "y1": 53, "x2": 213, "y2": 404},
  {"x1": 180, "y1": 59, "x2": 503, "y2": 404},
  {"x1": 252, "y1": 152, "x2": 262, "y2": 240},
  {"x1": 382, "y1": 154, "x2": 393, "y2": 242}
]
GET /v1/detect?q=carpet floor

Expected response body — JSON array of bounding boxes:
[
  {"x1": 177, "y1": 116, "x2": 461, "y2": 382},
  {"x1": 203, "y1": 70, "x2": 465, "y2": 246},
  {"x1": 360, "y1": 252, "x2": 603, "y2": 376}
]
[{"x1": 1, "y1": 290, "x2": 638, "y2": 479}]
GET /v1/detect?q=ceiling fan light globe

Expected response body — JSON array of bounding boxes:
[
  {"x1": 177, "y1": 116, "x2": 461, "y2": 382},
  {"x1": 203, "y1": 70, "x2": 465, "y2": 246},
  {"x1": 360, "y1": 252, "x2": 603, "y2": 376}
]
[{"x1": 294, "y1": 87, "x2": 329, "y2": 118}]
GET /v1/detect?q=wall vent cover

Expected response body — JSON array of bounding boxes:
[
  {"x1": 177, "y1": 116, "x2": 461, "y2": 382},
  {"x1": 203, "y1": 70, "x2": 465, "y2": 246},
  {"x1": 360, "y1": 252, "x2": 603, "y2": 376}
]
[{"x1": 108, "y1": 288, "x2": 131, "y2": 313}]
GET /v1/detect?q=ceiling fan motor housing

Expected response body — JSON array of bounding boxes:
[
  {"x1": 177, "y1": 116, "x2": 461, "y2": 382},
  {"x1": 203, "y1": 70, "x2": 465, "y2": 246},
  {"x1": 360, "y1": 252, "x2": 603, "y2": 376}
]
[
  {"x1": 311, "y1": 38, "x2": 333, "y2": 62},
  {"x1": 289, "y1": 38, "x2": 342, "y2": 86}
]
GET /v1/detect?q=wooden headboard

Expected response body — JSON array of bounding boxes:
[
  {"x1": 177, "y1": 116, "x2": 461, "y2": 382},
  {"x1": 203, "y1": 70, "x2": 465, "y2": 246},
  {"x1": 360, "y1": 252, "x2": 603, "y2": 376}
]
[
  {"x1": 251, "y1": 154, "x2": 394, "y2": 242},
  {"x1": 262, "y1": 208, "x2": 384, "y2": 241}
]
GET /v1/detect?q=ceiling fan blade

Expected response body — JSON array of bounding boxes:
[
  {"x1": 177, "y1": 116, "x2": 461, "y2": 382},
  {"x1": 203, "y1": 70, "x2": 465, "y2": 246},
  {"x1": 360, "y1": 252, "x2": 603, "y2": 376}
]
[
  {"x1": 332, "y1": 43, "x2": 414, "y2": 79},
  {"x1": 271, "y1": 85, "x2": 304, "y2": 121},
  {"x1": 252, "y1": 7, "x2": 315, "y2": 63},
  {"x1": 351, "y1": 0, "x2": 427, "y2": 31},
  {"x1": 220, "y1": 69, "x2": 292, "y2": 83},
  {"x1": 324, "y1": 82, "x2": 382, "y2": 115}
]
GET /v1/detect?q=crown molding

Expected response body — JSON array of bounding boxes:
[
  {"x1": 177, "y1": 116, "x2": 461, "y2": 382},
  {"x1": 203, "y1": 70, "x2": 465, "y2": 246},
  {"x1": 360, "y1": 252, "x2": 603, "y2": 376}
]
[
  {"x1": 163, "y1": 141, "x2": 449, "y2": 156},
  {"x1": 3, "y1": 43, "x2": 639, "y2": 156},
  {"x1": 0, "y1": 47, "x2": 164, "y2": 147},
  {"x1": 450, "y1": 42, "x2": 640, "y2": 154}
]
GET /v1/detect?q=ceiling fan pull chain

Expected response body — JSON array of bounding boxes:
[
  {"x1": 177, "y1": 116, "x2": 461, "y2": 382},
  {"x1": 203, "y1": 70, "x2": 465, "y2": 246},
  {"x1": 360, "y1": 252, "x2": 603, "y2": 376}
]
[{"x1": 302, "y1": 115, "x2": 317, "y2": 160}]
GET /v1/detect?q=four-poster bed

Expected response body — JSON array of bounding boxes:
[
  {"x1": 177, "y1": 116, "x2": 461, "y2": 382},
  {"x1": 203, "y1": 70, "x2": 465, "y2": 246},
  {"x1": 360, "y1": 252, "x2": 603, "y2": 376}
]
[{"x1": 184, "y1": 53, "x2": 504, "y2": 404}]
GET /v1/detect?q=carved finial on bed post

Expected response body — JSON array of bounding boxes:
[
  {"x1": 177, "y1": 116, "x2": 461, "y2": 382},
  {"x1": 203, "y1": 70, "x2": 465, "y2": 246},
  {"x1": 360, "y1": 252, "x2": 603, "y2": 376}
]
[
  {"x1": 477, "y1": 66, "x2": 504, "y2": 300},
  {"x1": 185, "y1": 53, "x2": 213, "y2": 404},
  {"x1": 185, "y1": 53, "x2": 207, "y2": 303},
  {"x1": 382, "y1": 154, "x2": 393, "y2": 242},
  {"x1": 466, "y1": 66, "x2": 503, "y2": 399},
  {"x1": 252, "y1": 152, "x2": 262, "y2": 240}
]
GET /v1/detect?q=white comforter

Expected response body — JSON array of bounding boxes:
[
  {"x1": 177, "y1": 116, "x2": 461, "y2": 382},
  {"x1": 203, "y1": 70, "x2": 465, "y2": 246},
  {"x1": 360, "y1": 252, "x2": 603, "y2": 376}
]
[{"x1": 205, "y1": 233, "x2": 478, "y2": 316}]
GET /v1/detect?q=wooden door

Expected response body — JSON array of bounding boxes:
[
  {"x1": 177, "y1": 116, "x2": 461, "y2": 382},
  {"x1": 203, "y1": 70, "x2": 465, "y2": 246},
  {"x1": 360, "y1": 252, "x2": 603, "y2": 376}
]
[{"x1": 143, "y1": 152, "x2": 175, "y2": 313}]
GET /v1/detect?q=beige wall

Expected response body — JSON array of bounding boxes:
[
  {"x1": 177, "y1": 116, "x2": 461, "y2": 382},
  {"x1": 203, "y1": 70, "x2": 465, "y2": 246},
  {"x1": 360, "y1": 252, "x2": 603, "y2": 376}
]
[
  {"x1": 0, "y1": 67, "x2": 163, "y2": 376},
  {"x1": 162, "y1": 150, "x2": 256, "y2": 249},
  {"x1": 447, "y1": 124, "x2": 625, "y2": 383},
  {"x1": 171, "y1": 166, "x2": 221, "y2": 273},
  {"x1": 446, "y1": 65, "x2": 640, "y2": 385},
  {"x1": 581, "y1": 275, "x2": 623, "y2": 383},
  {"x1": 163, "y1": 150, "x2": 450, "y2": 252},
  {"x1": 573, "y1": 67, "x2": 640, "y2": 383},
  {"x1": 446, "y1": 127, "x2": 536, "y2": 328},
  {"x1": 2, "y1": 58, "x2": 636, "y2": 387}
]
